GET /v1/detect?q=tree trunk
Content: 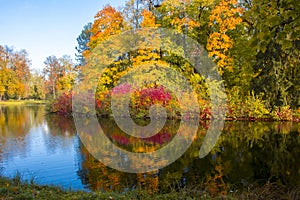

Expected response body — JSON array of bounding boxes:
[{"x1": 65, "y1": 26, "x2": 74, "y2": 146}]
[{"x1": 52, "y1": 82, "x2": 56, "y2": 99}]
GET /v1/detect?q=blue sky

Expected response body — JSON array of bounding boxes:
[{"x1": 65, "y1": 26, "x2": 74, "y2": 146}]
[{"x1": 0, "y1": 0, "x2": 124, "y2": 70}]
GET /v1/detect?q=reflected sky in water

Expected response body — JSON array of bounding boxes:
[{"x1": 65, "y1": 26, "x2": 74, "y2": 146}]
[{"x1": 0, "y1": 106, "x2": 84, "y2": 190}]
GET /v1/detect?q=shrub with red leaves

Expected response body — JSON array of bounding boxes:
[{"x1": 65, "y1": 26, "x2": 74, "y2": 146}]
[
  {"x1": 142, "y1": 131, "x2": 171, "y2": 145},
  {"x1": 52, "y1": 91, "x2": 73, "y2": 116},
  {"x1": 139, "y1": 85, "x2": 172, "y2": 106},
  {"x1": 111, "y1": 135, "x2": 130, "y2": 145}
]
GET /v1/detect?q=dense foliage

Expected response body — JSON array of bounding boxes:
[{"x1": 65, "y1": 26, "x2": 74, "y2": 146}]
[
  {"x1": 1, "y1": 0, "x2": 299, "y2": 120},
  {"x1": 0, "y1": 46, "x2": 32, "y2": 100},
  {"x1": 67, "y1": 0, "x2": 299, "y2": 120}
]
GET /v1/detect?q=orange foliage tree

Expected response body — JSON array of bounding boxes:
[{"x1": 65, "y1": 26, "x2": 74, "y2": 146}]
[
  {"x1": 206, "y1": 0, "x2": 243, "y2": 74},
  {"x1": 88, "y1": 5, "x2": 124, "y2": 51}
]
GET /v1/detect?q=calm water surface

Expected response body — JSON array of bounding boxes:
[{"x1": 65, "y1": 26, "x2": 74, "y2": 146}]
[{"x1": 0, "y1": 105, "x2": 299, "y2": 193}]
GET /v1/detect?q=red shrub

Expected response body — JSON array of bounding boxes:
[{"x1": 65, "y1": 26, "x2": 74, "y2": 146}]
[{"x1": 52, "y1": 91, "x2": 73, "y2": 116}]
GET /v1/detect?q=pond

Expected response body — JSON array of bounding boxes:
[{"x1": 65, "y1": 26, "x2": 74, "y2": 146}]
[{"x1": 0, "y1": 105, "x2": 299, "y2": 195}]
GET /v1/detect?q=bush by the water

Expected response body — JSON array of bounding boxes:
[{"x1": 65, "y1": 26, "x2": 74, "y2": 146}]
[{"x1": 49, "y1": 88, "x2": 300, "y2": 122}]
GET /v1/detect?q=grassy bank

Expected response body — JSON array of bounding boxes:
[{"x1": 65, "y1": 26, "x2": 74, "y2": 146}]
[
  {"x1": 0, "y1": 100, "x2": 48, "y2": 106},
  {"x1": 0, "y1": 175, "x2": 199, "y2": 200},
  {"x1": 0, "y1": 176, "x2": 299, "y2": 200}
]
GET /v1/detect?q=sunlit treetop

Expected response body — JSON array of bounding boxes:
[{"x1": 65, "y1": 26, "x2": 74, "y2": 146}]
[{"x1": 88, "y1": 5, "x2": 124, "y2": 50}]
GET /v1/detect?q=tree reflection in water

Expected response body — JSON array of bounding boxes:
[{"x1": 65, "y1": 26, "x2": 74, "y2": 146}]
[
  {"x1": 0, "y1": 105, "x2": 45, "y2": 159},
  {"x1": 77, "y1": 118, "x2": 300, "y2": 196},
  {"x1": 0, "y1": 106, "x2": 299, "y2": 196}
]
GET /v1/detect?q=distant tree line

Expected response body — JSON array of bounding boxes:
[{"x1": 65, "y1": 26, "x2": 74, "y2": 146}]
[{"x1": 0, "y1": 45, "x2": 76, "y2": 101}]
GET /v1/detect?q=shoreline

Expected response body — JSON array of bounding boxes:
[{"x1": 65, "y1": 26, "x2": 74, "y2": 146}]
[
  {"x1": 0, "y1": 175, "x2": 298, "y2": 200},
  {"x1": 54, "y1": 112, "x2": 300, "y2": 122},
  {"x1": 0, "y1": 100, "x2": 48, "y2": 106}
]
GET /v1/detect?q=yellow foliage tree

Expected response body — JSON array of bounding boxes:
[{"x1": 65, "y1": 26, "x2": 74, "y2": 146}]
[
  {"x1": 140, "y1": 9, "x2": 159, "y2": 28},
  {"x1": 206, "y1": 0, "x2": 243, "y2": 74}
]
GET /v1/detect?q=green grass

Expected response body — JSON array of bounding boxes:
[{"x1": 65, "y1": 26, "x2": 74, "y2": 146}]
[
  {"x1": 0, "y1": 176, "x2": 209, "y2": 200},
  {"x1": 1, "y1": 175, "x2": 299, "y2": 200},
  {"x1": 0, "y1": 100, "x2": 48, "y2": 106}
]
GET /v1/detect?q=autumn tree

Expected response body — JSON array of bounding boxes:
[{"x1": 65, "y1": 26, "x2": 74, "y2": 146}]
[
  {"x1": 76, "y1": 5, "x2": 127, "y2": 92},
  {"x1": 89, "y1": 7, "x2": 162, "y2": 90},
  {"x1": 0, "y1": 68, "x2": 13, "y2": 100},
  {"x1": 206, "y1": 0, "x2": 243, "y2": 75},
  {"x1": 73, "y1": 0, "x2": 300, "y2": 118},
  {"x1": 43, "y1": 55, "x2": 75, "y2": 99},
  {"x1": 43, "y1": 56, "x2": 60, "y2": 99},
  {"x1": 57, "y1": 55, "x2": 76, "y2": 93},
  {"x1": 155, "y1": 0, "x2": 201, "y2": 41},
  {"x1": 0, "y1": 46, "x2": 9, "y2": 100},
  {"x1": 140, "y1": 9, "x2": 159, "y2": 28},
  {"x1": 88, "y1": 5, "x2": 124, "y2": 51},
  {"x1": 0, "y1": 45, "x2": 31, "y2": 100},
  {"x1": 10, "y1": 49, "x2": 31, "y2": 99},
  {"x1": 29, "y1": 70, "x2": 46, "y2": 100}
]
